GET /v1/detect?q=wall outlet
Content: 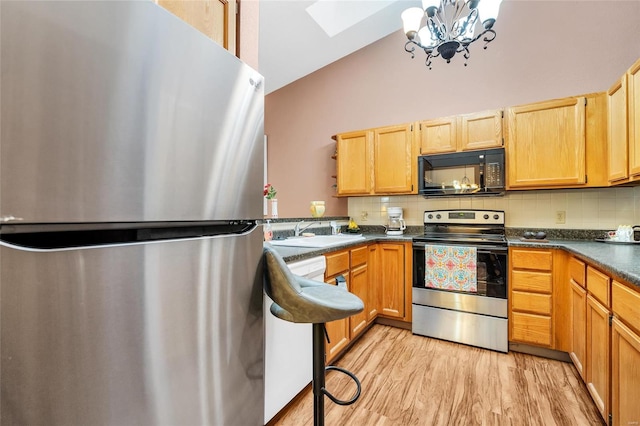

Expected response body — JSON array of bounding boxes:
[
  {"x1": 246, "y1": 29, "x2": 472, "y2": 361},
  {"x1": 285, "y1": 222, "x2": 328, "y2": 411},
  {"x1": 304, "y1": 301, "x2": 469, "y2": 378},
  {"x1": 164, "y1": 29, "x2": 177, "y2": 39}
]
[
  {"x1": 361, "y1": 211, "x2": 368, "y2": 221},
  {"x1": 556, "y1": 211, "x2": 566, "y2": 224}
]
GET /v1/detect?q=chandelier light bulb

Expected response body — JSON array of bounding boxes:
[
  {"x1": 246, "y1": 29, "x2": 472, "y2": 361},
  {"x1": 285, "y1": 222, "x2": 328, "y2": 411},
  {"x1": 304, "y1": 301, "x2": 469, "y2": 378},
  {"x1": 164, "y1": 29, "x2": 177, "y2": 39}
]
[
  {"x1": 401, "y1": 7, "x2": 424, "y2": 39},
  {"x1": 401, "y1": 0, "x2": 503, "y2": 69}
]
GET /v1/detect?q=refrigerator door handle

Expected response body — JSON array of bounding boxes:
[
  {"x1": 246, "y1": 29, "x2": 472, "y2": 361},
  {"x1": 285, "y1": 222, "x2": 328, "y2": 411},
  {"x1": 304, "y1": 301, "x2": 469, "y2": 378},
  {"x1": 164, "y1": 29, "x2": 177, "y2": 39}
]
[{"x1": 0, "y1": 215, "x2": 24, "y2": 222}]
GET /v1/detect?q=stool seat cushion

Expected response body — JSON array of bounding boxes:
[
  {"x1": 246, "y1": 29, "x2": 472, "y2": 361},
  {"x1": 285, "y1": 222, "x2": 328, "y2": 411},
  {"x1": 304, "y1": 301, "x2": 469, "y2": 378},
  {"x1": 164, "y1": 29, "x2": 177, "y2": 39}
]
[{"x1": 264, "y1": 246, "x2": 364, "y2": 324}]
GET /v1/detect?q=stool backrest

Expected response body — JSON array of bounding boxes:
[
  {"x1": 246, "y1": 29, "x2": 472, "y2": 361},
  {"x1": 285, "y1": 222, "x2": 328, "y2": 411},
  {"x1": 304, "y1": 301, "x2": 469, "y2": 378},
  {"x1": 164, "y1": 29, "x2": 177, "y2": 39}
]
[{"x1": 263, "y1": 245, "x2": 304, "y2": 312}]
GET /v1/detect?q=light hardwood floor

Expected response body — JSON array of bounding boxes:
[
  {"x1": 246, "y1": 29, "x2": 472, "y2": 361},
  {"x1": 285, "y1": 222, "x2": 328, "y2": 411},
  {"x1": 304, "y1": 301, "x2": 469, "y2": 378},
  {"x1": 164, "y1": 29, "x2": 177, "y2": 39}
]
[{"x1": 274, "y1": 324, "x2": 604, "y2": 426}]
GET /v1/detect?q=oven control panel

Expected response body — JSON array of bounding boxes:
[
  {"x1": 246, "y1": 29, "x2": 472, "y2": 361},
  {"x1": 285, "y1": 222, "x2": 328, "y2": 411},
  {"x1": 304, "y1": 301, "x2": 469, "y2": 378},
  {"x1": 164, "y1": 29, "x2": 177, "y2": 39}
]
[{"x1": 423, "y1": 209, "x2": 505, "y2": 225}]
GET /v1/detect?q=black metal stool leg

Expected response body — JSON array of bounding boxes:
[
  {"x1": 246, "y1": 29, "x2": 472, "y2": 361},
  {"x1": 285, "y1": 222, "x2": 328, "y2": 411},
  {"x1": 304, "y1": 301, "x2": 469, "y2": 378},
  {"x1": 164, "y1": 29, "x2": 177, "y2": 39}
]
[{"x1": 312, "y1": 323, "x2": 326, "y2": 426}]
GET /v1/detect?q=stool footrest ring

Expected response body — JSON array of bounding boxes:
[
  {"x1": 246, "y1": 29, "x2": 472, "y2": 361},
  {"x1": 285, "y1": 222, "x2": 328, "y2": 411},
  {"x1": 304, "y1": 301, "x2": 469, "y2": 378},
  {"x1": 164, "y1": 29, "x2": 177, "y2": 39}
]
[{"x1": 322, "y1": 366, "x2": 361, "y2": 406}]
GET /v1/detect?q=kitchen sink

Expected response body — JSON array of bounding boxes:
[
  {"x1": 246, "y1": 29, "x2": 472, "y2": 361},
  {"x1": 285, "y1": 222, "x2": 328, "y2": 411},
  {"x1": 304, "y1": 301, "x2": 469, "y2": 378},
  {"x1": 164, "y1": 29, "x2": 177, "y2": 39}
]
[{"x1": 269, "y1": 234, "x2": 365, "y2": 248}]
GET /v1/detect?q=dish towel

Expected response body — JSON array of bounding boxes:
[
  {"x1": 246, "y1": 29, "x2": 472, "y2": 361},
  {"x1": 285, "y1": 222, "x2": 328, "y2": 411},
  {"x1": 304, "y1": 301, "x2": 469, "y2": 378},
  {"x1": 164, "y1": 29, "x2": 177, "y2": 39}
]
[{"x1": 425, "y1": 244, "x2": 478, "y2": 292}]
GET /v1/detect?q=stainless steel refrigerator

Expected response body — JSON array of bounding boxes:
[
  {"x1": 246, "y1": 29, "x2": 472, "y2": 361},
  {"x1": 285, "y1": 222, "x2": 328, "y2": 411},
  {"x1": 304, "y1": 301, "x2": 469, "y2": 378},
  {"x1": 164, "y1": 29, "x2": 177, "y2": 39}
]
[{"x1": 0, "y1": 1, "x2": 264, "y2": 425}]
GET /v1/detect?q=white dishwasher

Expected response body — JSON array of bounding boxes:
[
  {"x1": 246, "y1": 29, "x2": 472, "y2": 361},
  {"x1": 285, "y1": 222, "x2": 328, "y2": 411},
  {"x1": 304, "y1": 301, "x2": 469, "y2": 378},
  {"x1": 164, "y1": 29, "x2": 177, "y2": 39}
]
[{"x1": 264, "y1": 255, "x2": 326, "y2": 424}]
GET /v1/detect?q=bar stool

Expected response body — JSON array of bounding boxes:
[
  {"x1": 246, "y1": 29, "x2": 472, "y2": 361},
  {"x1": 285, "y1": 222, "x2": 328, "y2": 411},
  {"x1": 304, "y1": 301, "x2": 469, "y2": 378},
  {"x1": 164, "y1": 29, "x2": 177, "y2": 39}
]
[{"x1": 263, "y1": 246, "x2": 364, "y2": 426}]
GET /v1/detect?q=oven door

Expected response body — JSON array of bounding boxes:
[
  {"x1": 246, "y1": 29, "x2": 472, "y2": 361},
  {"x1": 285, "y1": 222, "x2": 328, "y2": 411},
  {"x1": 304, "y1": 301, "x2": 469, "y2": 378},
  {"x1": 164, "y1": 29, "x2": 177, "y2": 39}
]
[
  {"x1": 411, "y1": 240, "x2": 509, "y2": 352},
  {"x1": 412, "y1": 241, "x2": 507, "y2": 299}
]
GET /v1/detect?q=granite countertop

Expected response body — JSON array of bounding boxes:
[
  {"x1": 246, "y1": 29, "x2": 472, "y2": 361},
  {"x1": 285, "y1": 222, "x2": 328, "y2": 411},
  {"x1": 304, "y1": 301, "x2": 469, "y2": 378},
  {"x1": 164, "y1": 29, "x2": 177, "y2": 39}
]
[
  {"x1": 266, "y1": 233, "x2": 414, "y2": 263},
  {"x1": 509, "y1": 238, "x2": 640, "y2": 288},
  {"x1": 268, "y1": 234, "x2": 640, "y2": 289}
]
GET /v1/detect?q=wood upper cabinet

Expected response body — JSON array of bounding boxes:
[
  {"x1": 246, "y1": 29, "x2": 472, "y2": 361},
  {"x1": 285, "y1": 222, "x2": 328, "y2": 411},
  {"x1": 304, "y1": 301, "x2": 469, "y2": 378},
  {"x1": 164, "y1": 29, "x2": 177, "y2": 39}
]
[
  {"x1": 459, "y1": 109, "x2": 504, "y2": 151},
  {"x1": 419, "y1": 109, "x2": 503, "y2": 155},
  {"x1": 505, "y1": 96, "x2": 586, "y2": 188},
  {"x1": 157, "y1": 0, "x2": 237, "y2": 54},
  {"x1": 419, "y1": 116, "x2": 457, "y2": 154},
  {"x1": 373, "y1": 124, "x2": 414, "y2": 194},
  {"x1": 334, "y1": 124, "x2": 415, "y2": 196},
  {"x1": 378, "y1": 243, "x2": 406, "y2": 319},
  {"x1": 628, "y1": 58, "x2": 640, "y2": 179},
  {"x1": 335, "y1": 130, "x2": 372, "y2": 196},
  {"x1": 608, "y1": 74, "x2": 629, "y2": 183},
  {"x1": 586, "y1": 293, "x2": 611, "y2": 422}
]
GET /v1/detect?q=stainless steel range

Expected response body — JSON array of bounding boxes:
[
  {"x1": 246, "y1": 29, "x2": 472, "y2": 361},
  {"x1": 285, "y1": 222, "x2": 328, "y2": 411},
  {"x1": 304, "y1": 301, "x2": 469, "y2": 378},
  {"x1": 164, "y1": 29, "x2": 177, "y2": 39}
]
[{"x1": 412, "y1": 209, "x2": 508, "y2": 352}]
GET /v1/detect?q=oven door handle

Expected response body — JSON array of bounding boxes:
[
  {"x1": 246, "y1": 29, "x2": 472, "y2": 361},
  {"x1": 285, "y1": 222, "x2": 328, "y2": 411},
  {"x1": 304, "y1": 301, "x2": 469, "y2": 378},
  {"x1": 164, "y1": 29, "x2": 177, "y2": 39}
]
[{"x1": 477, "y1": 247, "x2": 508, "y2": 254}]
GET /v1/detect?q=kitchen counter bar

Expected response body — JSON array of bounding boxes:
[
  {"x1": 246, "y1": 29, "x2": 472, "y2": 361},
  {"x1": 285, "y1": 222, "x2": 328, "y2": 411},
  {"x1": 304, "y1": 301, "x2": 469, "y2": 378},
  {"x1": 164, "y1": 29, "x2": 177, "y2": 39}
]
[{"x1": 268, "y1": 235, "x2": 640, "y2": 289}]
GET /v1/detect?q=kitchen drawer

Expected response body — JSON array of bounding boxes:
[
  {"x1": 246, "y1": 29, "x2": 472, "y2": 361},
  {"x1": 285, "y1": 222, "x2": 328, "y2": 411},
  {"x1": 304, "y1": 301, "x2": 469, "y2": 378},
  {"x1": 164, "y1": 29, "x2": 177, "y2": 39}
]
[
  {"x1": 569, "y1": 257, "x2": 586, "y2": 288},
  {"x1": 587, "y1": 266, "x2": 610, "y2": 307},
  {"x1": 511, "y1": 249, "x2": 553, "y2": 271},
  {"x1": 511, "y1": 312, "x2": 552, "y2": 347},
  {"x1": 612, "y1": 280, "x2": 640, "y2": 334},
  {"x1": 350, "y1": 245, "x2": 368, "y2": 268},
  {"x1": 512, "y1": 291, "x2": 552, "y2": 315},
  {"x1": 511, "y1": 270, "x2": 553, "y2": 293},
  {"x1": 325, "y1": 250, "x2": 349, "y2": 277}
]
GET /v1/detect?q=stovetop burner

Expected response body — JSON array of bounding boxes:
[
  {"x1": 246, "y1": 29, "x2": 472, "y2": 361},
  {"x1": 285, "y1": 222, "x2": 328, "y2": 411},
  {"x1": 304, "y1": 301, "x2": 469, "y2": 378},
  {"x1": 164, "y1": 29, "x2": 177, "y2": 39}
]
[{"x1": 415, "y1": 209, "x2": 507, "y2": 246}]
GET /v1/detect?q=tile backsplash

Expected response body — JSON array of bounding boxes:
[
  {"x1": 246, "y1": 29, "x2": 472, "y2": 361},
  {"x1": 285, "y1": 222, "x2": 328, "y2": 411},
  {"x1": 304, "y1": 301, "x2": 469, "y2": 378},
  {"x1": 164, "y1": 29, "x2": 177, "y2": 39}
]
[{"x1": 348, "y1": 186, "x2": 640, "y2": 230}]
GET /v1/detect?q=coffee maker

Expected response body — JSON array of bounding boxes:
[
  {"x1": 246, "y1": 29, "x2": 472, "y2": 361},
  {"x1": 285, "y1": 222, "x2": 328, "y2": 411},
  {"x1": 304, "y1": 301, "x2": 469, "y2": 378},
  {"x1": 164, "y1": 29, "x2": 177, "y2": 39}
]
[{"x1": 386, "y1": 207, "x2": 406, "y2": 236}]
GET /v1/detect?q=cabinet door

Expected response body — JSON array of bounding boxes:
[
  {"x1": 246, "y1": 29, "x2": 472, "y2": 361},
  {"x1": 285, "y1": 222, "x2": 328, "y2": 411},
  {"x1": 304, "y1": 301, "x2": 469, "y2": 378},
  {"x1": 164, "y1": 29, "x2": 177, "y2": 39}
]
[
  {"x1": 378, "y1": 243, "x2": 405, "y2": 318},
  {"x1": 586, "y1": 294, "x2": 610, "y2": 421},
  {"x1": 373, "y1": 124, "x2": 414, "y2": 193},
  {"x1": 349, "y1": 264, "x2": 368, "y2": 339},
  {"x1": 629, "y1": 58, "x2": 640, "y2": 178},
  {"x1": 157, "y1": 0, "x2": 236, "y2": 54},
  {"x1": 336, "y1": 130, "x2": 372, "y2": 195},
  {"x1": 612, "y1": 317, "x2": 640, "y2": 426},
  {"x1": 367, "y1": 244, "x2": 379, "y2": 322},
  {"x1": 459, "y1": 109, "x2": 503, "y2": 151},
  {"x1": 419, "y1": 117, "x2": 457, "y2": 154},
  {"x1": 505, "y1": 97, "x2": 586, "y2": 188},
  {"x1": 325, "y1": 274, "x2": 350, "y2": 362},
  {"x1": 569, "y1": 279, "x2": 587, "y2": 380},
  {"x1": 608, "y1": 75, "x2": 629, "y2": 183}
]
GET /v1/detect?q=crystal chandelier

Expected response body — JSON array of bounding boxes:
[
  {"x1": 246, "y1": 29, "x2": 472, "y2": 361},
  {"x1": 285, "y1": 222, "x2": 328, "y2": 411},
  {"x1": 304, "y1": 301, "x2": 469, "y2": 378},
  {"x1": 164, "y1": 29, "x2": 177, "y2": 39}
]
[{"x1": 401, "y1": 0, "x2": 503, "y2": 69}]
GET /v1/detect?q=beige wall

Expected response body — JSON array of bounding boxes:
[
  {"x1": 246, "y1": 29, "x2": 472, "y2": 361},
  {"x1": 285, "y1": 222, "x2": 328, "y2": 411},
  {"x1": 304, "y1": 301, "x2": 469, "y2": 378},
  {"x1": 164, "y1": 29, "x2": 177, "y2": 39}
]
[
  {"x1": 264, "y1": 1, "x2": 640, "y2": 219},
  {"x1": 238, "y1": 0, "x2": 259, "y2": 71},
  {"x1": 348, "y1": 187, "x2": 640, "y2": 231}
]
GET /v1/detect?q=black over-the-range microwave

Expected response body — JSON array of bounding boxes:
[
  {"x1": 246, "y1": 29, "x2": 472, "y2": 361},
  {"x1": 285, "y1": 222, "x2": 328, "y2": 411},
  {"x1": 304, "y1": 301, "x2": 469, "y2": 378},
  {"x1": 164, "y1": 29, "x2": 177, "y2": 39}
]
[{"x1": 417, "y1": 148, "x2": 505, "y2": 197}]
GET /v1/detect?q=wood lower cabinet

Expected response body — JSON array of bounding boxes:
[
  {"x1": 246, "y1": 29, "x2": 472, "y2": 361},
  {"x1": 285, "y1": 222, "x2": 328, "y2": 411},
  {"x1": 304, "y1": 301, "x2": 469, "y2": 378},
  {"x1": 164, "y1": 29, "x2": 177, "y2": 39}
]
[
  {"x1": 509, "y1": 248, "x2": 554, "y2": 347},
  {"x1": 569, "y1": 278, "x2": 587, "y2": 380},
  {"x1": 378, "y1": 243, "x2": 406, "y2": 319},
  {"x1": 611, "y1": 280, "x2": 640, "y2": 426},
  {"x1": 157, "y1": 0, "x2": 236, "y2": 54},
  {"x1": 586, "y1": 293, "x2": 611, "y2": 421},
  {"x1": 324, "y1": 250, "x2": 351, "y2": 362},
  {"x1": 349, "y1": 246, "x2": 369, "y2": 338},
  {"x1": 611, "y1": 317, "x2": 640, "y2": 426},
  {"x1": 367, "y1": 244, "x2": 380, "y2": 322}
]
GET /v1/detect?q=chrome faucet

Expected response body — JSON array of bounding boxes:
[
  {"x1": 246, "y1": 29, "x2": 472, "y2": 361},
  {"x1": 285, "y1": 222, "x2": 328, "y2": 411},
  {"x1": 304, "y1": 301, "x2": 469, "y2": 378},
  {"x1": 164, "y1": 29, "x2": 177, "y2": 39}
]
[{"x1": 294, "y1": 220, "x2": 317, "y2": 237}]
